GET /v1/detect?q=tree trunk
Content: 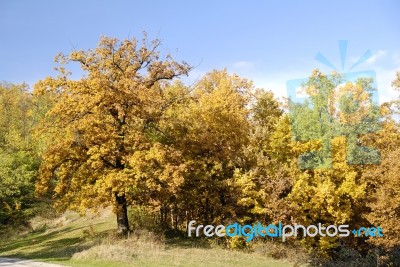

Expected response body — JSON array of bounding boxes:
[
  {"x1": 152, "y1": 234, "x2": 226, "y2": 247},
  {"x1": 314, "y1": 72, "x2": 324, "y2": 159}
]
[{"x1": 115, "y1": 193, "x2": 129, "y2": 236}]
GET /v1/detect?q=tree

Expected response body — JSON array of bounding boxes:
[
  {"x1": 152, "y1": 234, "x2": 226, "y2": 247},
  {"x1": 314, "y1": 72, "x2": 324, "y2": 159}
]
[
  {"x1": 391, "y1": 71, "x2": 400, "y2": 114},
  {"x1": 155, "y1": 70, "x2": 253, "y2": 226},
  {"x1": 363, "y1": 72, "x2": 400, "y2": 250},
  {"x1": 0, "y1": 83, "x2": 41, "y2": 224},
  {"x1": 232, "y1": 90, "x2": 292, "y2": 224},
  {"x1": 365, "y1": 143, "x2": 400, "y2": 250},
  {"x1": 392, "y1": 71, "x2": 400, "y2": 89},
  {"x1": 34, "y1": 34, "x2": 191, "y2": 235},
  {"x1": 288, "y1": 70, "x2": 381, "y2": 252}
]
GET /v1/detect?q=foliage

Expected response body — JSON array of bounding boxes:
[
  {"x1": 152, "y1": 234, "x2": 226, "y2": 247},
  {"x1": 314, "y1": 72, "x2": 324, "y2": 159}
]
[
  {"x1": 34, "y1": 34, "x2": 191, "y2": 235},
  {"x1": 0, "y1": 83, "x2": 43, "y2": 224},
  {"x1": 363, "y1": 73, "x2": 400, "y2": 251},
  {"x1": 158, "y1": 70, "x2": 254, "y2": 225},
  {"x1": 287, "y1": 70, "x2": 383, "y2": 252},
  {"x1": 1, "y1": 34, "x2": 399, "y2": 259}
]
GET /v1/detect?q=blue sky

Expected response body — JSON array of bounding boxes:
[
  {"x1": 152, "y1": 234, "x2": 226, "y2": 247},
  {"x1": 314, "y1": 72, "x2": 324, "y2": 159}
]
[{"x1": 1, "y1": 0, "x2": 399, "y2": 102}]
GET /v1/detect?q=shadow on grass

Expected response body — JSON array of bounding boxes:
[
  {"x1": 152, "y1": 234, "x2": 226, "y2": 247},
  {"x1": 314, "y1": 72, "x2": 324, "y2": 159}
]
[
  {"x1": 1, "y1": 223, "x2": 231, "y2": 265},
  {"x1": 0, "y1": 222, "x2": 110, "y2": 262},
  {"x1": 3, "y1": 236, "x2": 84, "y2": 261}
]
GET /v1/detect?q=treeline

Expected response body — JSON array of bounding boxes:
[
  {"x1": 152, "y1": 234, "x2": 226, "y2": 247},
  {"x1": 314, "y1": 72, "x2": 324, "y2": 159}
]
[
  {"x1": 0, "y1": 83, "x2": 50, "y2": 224},
  {"x1": 1, "y1": 35, "x2": 400, "y2": 260}
]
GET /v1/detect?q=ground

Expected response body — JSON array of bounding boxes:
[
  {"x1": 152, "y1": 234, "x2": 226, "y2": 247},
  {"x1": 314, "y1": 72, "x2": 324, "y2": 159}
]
[{"x1": 0, "y1": 208, "x2": 299, "y2": 267}]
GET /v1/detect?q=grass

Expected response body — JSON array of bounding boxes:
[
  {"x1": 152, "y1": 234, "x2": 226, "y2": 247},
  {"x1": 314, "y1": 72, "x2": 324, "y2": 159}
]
[{"x1": 0, "y1": 208, "x2": 300, "y2": 267}]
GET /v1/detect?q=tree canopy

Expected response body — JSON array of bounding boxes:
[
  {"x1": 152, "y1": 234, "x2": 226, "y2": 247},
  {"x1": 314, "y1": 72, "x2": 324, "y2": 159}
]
[
  {"x1": 0, "y1": 34, "x2": 398, "y2": 261},
  {"x1": 34, "y1": 35, "x2": 191, "y2": 235}
]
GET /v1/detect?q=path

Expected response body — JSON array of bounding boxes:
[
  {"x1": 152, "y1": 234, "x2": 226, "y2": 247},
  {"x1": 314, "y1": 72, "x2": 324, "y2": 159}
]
[{"x1": 0, "y1": 258, "x2": 66, "y2": 267}]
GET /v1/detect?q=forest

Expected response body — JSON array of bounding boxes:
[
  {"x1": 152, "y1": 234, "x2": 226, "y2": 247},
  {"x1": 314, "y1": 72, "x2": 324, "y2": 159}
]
[{"x1": 1, "y1": 34, "x2": 400, "y2": 265}]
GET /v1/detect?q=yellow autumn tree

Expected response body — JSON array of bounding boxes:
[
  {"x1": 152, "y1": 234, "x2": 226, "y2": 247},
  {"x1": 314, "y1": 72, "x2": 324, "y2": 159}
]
[
  {"x1": 34, "y1": 34, "x2": 191, "y2": 235},
  {"x1": 160, "y1": 70, "x2": 253, "y2": 225},
  {"x1": 364, "y1": 135, "x2": 400, "y2": 250},
  {"x1": 232, "y1": 91, "x2": 294, "y2": 224},
  {"x1": 363, "y1": 72, "x2": 400, "y2": 251}
]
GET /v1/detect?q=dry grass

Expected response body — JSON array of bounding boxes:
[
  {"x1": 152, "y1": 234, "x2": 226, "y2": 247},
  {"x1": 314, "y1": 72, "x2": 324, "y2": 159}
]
[
  {"x1": 72, "y1": 230, "x2": 165, "y2": 262},
  {"x1": 253, "y1": 240, "x2": 309, "y2": 264},
  {"x1": 70, "y1": 230, "x2": 298, "y2": 267},
  {"x1": 1, "y1": 208, "x2": 296, "y2": 267}
]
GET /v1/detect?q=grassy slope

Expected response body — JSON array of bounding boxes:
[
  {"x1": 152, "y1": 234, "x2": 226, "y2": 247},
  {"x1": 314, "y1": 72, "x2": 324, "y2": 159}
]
[{"x1": 0, "y1": 209, "x2": 296, "y2": 267}]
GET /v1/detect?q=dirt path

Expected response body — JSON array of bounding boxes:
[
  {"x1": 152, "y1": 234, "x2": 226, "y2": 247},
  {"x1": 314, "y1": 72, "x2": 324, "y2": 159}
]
[{"x1": 0, "y1": 258, "x2": 66, "y2": 267}]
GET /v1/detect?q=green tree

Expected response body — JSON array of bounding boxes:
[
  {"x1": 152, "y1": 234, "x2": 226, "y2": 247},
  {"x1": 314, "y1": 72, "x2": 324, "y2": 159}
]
[
  {"x1": 0, "y1": 83, "x2": 41, "y2": 224},
  {"x1": 288, "y1": 70, "x2": 381, "y2": 252}
]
